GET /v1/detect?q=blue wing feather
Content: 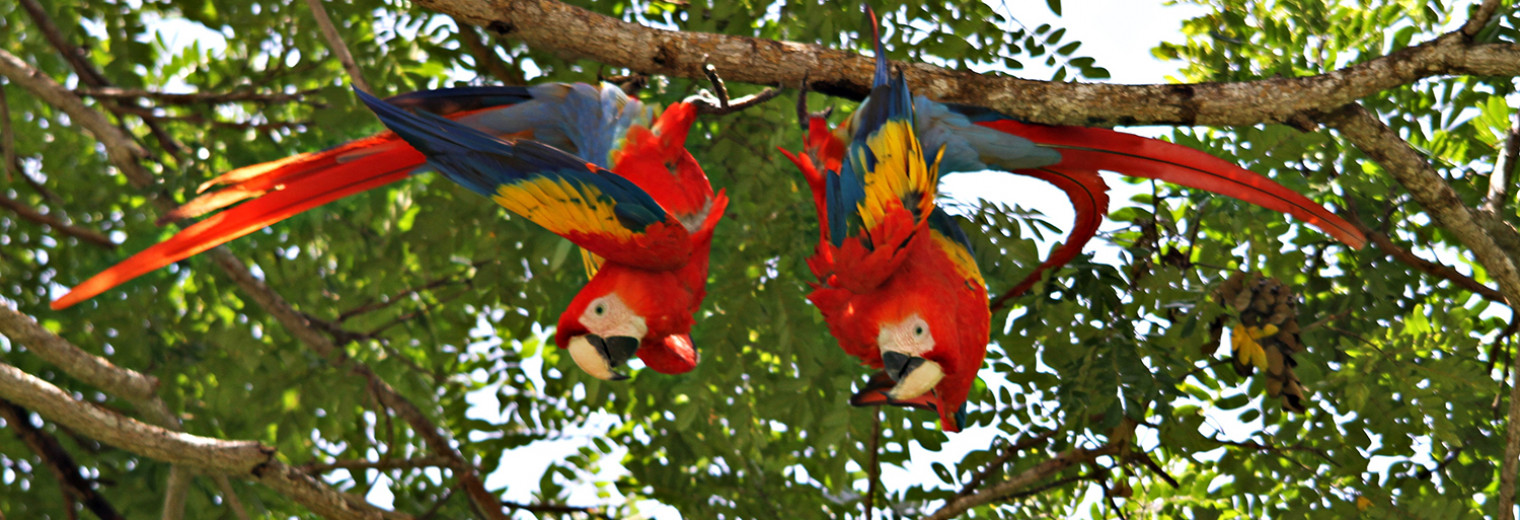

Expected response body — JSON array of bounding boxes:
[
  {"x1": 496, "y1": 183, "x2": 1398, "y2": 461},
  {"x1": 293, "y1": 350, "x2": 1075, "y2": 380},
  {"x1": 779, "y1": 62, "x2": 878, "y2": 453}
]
[{"x1": 356, "y1": 88, "x2": 669, "y2": 233}]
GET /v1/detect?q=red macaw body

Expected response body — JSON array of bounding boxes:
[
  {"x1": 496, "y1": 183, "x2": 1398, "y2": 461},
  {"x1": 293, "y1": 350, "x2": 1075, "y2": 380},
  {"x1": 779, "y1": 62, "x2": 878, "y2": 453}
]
[
  {"x1": 783, "y1": 14, "x2": 1365, "y2": 432},
  {"x1": 53, "y1": 84, "x2": 727, "y2": 379}
]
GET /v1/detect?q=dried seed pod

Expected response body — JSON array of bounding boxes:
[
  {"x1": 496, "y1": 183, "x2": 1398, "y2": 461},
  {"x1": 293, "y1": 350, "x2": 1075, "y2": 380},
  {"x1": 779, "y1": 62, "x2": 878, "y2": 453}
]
[{"x1": 1208, "y1": 272, "x2": 1314, "y2": 412}]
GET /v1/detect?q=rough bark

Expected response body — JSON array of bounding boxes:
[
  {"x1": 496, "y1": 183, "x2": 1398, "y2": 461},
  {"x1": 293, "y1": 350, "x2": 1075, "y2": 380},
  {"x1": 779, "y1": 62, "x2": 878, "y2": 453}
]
[{"x1": 420, "y1": 0, "x2": 1520, "y2": 127}]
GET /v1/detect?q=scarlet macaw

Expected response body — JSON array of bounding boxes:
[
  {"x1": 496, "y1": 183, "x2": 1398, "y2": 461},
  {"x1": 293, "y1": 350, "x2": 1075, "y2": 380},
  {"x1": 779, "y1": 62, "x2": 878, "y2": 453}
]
[
  {"x1": 52, "y1": 84, "x2": 728, "y2": 380},
  {"x1": 782, "y1": 15, "x2": 1365, "y2": 432}
]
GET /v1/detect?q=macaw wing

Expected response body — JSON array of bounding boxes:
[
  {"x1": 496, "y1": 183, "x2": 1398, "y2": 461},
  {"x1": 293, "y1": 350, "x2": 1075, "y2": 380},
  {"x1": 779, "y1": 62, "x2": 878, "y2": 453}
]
[{"x1": 358, "y1": 89, "x2": 691, "y2": 269}]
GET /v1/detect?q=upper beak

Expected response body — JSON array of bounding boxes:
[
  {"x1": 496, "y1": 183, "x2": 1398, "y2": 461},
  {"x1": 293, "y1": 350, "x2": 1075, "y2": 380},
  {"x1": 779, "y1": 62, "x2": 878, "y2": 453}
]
[
  {"x1": 568, "y1": 334, "x2": 642, "y2": 381},
  {"x1": 882, "y1": 351, "x2": 944, "y2": 400}
]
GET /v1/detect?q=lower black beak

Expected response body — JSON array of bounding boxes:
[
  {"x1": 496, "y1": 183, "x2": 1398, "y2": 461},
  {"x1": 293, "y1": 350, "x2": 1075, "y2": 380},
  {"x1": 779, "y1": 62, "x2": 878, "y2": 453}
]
[
  {"x1": 587, "y1": 334, "x2": 641, "y2": 380},
  {"x1": 883, "y1": 351, "x2": 925, "y2": 381}
]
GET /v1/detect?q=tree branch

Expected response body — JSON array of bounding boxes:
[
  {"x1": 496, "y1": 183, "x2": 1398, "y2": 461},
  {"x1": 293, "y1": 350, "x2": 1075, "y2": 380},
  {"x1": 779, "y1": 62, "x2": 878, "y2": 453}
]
[
  {"x1": 1323, "y1": 104, "x2": 1520, "y2": 307},
  {"x1": 419, "y1": 0, "x2": 1520, "y2": 126},
  {"x1": 1461, "y1": 0, "x2": 1506, "y2": 37},
  {"x1": 924, "y1": 445, "x2": 1119, "y2": 519},
  {"x1": 0, "y1": 194, "x2": 116, "y2": 249},
  {"x1": 0, "y1": 399, "x2": 124, "y2": 520},
  {"x1": 0, "y1": 304, "x2": 161, "y2": 405},
  {"x1": 957, "y1": 430, "x2": 1058, "y2": 496},
  {"x1": 1341, "y1": 200, "x2": 1504, "y2": 302},
  {"x1": 302, "y1": 456, "x2": 458, "y2": 474},
  {"x1": 74, "y1": 87, "x2": 320, "y2": 105},
  {"x1": 0, "y1": 80, "x2": 16, "y2": 182},
  {"x1": 0, "y1": 361, "x2": 270, "y2": 473},
  {"x1": 304, "y1": 0, "x2": 373, "y2": 94},
  {"x1": 17, "y1": 0, "x2": 184, "y2": 157},
  {"x1": 1485, "y1": 104, "x2": 1520, "y2": 216},
  {"x1": 0, "y1": 48, "x2": 153, "y2": 188},
  {"x1": 206, "y1": 249, "x2": 507, "y2": 519}
]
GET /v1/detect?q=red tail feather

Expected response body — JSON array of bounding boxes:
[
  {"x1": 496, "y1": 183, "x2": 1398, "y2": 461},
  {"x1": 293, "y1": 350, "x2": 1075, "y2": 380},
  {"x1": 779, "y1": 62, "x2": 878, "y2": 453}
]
[
  {"x1": 160, "y1": 135, "x2": 407, "y2": 224},
  {"x1": 990, "y1": 167, "x2": 1110, "y2": 311},
  {"x1": 977, "y1": 120, "x2": 1368, "y2": 250},
  {"x1": 51, "y1": 145, "x2": 424, "y2": 310}
]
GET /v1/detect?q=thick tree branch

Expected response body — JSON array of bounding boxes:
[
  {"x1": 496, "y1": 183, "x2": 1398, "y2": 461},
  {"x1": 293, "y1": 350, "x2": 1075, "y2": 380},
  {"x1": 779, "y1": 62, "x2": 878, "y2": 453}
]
[
  {"x1": 1323, "y1": 103, "x2": 1520, "y2": 520},
  {"x1": 1324, "y1": 104, "x2": 1520, "y2": 306},
  {"x1": 0, "y1": 304, "x2": 160, "y2": 405},
  {"x1": 0, "y1": 48, "x2": 153, "y2": 188},
  {"x1": 0, "y1": 362, "x2": 269, "y2": 473},
  {"x1": 0, "y1": 194, "x2": 115, "y2": 249},
  {"x1": 421, "y1": 0, "x2": 1520, "y2": 127},
  {"x1": 1485, "y1": 106, "x2": 1520, "y2": 215},
  {"x1": 0, "y1": 358, "x2": 403, "y2": 519},
  {"x1": 924, "y1": 445, "x2": 1119, "y2": 519},
  {"x1": 0, "y1": 45, "x2": 422, "y2": 519},
  {"x1": 304, "y1": 0, "x2": 374, "y2": 94},
  {"x1": 0, "y1": 399, "x2": 124, "y2": 520}
]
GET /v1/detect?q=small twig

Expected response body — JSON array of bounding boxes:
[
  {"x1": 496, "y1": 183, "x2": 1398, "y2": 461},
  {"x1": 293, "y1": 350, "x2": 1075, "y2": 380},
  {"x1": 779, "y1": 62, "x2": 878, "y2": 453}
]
[
  {"x1": 419, "y1": 487, "x2": 456, "y2": 520},
  {"x1": 1485, "y1": 103, "x2": 1520, "y2": 215},
  {"x1": 925, "y1": 444, "x2": 1119, "y2": 519},
  {"x1": 161, "y1": 466, "x2": 191, "y2": 520},
  {"x1": 865, "y1": 409, "x2": 881, "y2": 520},
  {"x1": 0, "y1": 80, "x2": 15, "y2": 182},
  {"x1": 106, "y1": 105, "x2": 307, "y2": 131},
  {"x1": 337, "y1": 262, "x2": 485, "y2": 322},
  {"x1": 0, "y1": 48, "x2": 153, "y2": 188},
  {"x1": 74, "y1": 87, "x2": 322, "y2": 105},
  {"x1": 1130, "y1": 450, "x2": 1180, "y2": 489},
  {"x1": 0, "y1": 194, "x2": 116, "y2": 249},
  {"x1": 17, "y1": 0, "x2": 184, "y2": 157},
  {"x1": 302, "y1": 456, "x2": 457, "y2": 473},
  {"x1": 688, "y1": 56, "x2": 781, "y2": 115},
  {"x1": 1461, "y1": 0, "x2": 1506, "y2": 37},
  {"x1": 502, "y1": 500, "x2": 609, "y2": 517},
  {"x1": 1343, "y1": 200, "x2": 1503, "y2": 302},
  {"x1": 1093, "y1": 470, "x2": 1130, "y2": 520},
  {"x1": 212, "y1": 476, "x2": 252, "y2": 520},
  {"x1": 957, "y1": 430, "x2": 1058, "y2": 496},
  {"x1": 995, "y1": 472, "x2": 1097, "y2": 503},
  {"x1": 303, "y1": 0, "x2": 373, "y2": 94},
  {"x1": 456, "y1": 24, "x2": 524, "y2": 85}
]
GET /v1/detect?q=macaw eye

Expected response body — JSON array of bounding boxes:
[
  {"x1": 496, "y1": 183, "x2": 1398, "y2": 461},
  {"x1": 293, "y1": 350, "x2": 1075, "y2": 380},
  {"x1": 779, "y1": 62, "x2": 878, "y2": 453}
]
[
  {"x1": 594, "y1": 304, "x2": 606, "y2": 316},
  {"x1": 914, "y1": 325, "x2": 926, "y2": 337}
]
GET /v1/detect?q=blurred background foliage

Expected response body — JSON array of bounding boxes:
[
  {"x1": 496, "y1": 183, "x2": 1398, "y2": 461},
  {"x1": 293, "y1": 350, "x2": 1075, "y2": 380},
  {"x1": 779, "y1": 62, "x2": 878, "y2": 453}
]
[{"x1": 0, "y1": 0, "x2": 1516, "y2": 518}]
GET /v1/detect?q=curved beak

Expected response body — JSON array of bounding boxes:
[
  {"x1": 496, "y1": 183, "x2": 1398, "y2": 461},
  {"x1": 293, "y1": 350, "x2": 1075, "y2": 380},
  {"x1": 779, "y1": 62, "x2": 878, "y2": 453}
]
[
  {"x1": 567, "y1": 334, "x2": 641, "y2": 381},
  {"x1": 882, "y1": 351, "x2": 944, "y2": 400}
]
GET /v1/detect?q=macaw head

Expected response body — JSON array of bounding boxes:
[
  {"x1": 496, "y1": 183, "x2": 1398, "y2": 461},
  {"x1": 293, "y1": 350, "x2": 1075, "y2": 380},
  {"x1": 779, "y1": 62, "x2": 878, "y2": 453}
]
[
  {"x1": 848, "y1": 281, "x2": 977, "y2": 432},
  {"x1": 556, "y1": 263, "x2": 699, "y2": 380}
]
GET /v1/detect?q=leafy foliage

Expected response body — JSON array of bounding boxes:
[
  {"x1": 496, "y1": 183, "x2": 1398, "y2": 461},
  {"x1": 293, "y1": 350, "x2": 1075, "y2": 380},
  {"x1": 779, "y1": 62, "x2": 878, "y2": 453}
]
[{"x1": 0, "y1": 0, "x2": 1513, "y2": 518}]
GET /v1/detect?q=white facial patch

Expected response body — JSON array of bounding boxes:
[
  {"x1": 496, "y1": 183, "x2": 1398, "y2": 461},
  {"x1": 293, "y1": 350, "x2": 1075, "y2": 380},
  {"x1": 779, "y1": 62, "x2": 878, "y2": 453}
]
[
  {"x1": 877, "y1": 314, "x2": 935, "y2": 358},
  {"x1": 579, "y1": 293, "x2": 649, "y2": 339}
]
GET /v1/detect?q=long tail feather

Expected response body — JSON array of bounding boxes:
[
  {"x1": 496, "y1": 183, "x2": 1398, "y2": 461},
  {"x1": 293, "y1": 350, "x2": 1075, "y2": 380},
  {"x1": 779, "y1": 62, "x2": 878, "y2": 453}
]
[
  {"x1": 977, "y1": 120, "x2": 1368, "y2": 249},
  {"x1": 162, "y1": 135, "x2": 408, "y2": 224},
  {"x1": 989, "y1": 167, "x2": 1110, "y2": 312},
  {"x1": 51, "y1": 146, "x2": 423, "y2": 310}
]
